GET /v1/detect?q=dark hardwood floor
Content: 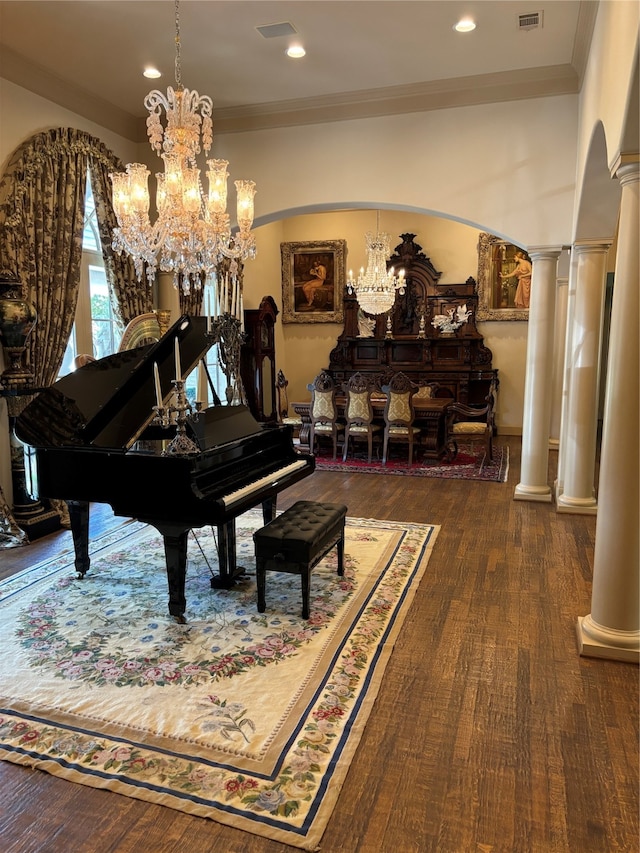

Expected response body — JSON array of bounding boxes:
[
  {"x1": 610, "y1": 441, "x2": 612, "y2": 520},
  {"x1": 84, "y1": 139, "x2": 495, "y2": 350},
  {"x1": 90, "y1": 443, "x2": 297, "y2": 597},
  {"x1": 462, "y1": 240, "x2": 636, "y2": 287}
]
[{"x1": 1, "y1": 436, "x2": 638, "y2": 853}]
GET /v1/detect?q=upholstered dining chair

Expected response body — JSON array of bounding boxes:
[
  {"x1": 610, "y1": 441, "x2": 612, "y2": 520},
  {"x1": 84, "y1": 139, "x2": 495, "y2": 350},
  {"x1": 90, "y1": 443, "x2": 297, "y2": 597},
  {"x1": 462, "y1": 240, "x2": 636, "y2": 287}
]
[
  {"x1": 276, "y1": 369, "x2": 302, "y2": 437},
  {"x1": 307, "y1": 370, "x2": 344, "y2": 460},
  {"x1": 444, "y1": 383, "x2": 497, "y2": 466},
  {"x1": 341, "y1": 372, "x2": 382, "y2": 462},
  {"x1": 412, "y1": 381, "x2": 440, "y2": 401},
  {"x1": 381, "y1": 371, "x2": 421, "y2": 465}
]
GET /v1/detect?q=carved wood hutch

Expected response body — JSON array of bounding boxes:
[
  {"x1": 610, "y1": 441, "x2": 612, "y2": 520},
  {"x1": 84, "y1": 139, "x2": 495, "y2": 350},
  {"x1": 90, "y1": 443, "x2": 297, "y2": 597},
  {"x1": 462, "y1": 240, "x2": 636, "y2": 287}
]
[{"x1": 327, "y1": 233, "x2": 497, "y2": 404}]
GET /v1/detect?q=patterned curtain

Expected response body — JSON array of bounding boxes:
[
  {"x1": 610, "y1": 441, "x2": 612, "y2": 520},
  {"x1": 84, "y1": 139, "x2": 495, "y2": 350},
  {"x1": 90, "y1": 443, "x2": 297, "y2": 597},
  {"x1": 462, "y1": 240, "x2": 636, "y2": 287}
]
[
  {"x1": 89, "y1": 158, "x2": 152, "y2": 328},
  {"x1": 0, "y1": 127, "x2": 88, "y2": 386}
]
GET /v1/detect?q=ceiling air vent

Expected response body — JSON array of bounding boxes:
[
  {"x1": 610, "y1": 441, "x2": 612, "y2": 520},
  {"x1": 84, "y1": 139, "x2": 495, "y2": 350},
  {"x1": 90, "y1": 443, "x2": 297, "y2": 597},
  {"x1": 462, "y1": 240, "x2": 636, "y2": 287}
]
[
  {"x1": 518, "y1": 11, "x2": 543, "y2": 30},
  {"x1": 256, "y1": 22, "x2": 297, "y2": 39}
]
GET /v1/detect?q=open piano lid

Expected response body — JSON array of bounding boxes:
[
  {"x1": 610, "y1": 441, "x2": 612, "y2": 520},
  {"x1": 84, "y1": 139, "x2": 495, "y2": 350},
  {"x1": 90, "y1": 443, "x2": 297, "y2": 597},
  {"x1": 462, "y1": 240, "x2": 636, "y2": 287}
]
[{"x1": 17, "y1": 314, "x2": 211, "y2": 450}]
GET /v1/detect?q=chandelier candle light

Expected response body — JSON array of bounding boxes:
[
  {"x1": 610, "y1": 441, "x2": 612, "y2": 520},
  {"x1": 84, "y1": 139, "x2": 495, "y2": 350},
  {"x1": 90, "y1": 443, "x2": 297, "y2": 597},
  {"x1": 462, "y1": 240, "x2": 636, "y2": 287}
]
[
  {"x1": 110, "y1": 0, "x2": 256, "y2": 292},
  {"x1": 347, "y1": 213, "x2": 405, "y2": 315}
]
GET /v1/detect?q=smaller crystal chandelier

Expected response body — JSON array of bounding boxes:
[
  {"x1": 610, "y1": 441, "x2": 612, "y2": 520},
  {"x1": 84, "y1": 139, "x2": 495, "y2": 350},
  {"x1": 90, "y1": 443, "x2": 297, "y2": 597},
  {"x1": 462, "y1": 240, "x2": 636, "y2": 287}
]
[
  {"x1": 110, "y1": 0, "x2": 256, "y2": 291},
  {"x1": 347, "y1": 213, "x2": 405, "y2": 315}
]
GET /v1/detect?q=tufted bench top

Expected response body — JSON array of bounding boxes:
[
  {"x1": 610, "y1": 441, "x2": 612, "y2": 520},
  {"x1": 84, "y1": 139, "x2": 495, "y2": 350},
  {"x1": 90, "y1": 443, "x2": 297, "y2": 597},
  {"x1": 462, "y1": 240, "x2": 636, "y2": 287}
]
[{"x1": 254, "y1": 501, "x2": 348, "y2": 563}]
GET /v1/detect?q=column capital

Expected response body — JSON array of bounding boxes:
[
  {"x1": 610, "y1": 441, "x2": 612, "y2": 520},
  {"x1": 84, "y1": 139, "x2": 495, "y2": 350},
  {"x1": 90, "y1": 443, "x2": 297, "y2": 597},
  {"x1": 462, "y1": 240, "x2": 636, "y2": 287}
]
[
  {"x1": 572, "y1": 239, "x2": 613, "y2": 256},
  {"x1": 610, "y1": 152, "x2": 640, "y2": 180},
  {"x1": 527, "y1": 246, "x2": 563, "y2": 261}
]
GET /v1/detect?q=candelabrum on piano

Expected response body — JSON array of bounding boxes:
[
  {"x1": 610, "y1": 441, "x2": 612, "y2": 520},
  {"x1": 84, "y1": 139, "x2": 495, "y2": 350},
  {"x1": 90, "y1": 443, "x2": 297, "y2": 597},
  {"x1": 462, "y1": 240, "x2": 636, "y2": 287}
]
[{"x1": 153, "y1": 376, "x2": 203, "y2": 456}]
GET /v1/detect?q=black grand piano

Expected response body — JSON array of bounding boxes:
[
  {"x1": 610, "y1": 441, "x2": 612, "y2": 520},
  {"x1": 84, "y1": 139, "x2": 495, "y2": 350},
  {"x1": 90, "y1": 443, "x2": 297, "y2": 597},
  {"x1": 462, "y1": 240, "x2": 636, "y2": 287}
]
[{"x1": 15, "y1": 314, "x2": 315, "y2": 622}]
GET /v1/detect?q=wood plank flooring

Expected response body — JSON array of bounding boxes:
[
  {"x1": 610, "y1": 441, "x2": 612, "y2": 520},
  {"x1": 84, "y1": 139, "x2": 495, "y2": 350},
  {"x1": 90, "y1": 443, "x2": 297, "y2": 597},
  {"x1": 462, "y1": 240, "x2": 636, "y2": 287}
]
[{"x1": 0, "y1": 437, "x2": 638, "y2": 853}]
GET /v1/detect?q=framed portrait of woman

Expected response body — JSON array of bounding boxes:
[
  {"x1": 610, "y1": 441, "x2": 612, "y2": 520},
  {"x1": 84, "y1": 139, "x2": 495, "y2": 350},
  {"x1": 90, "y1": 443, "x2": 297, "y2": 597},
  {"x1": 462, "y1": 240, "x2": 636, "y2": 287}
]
[
  {"x1": 281, "y1": 240, "x2": 346, "y2": 324},
  {"x1": 476, "y1": 232, "x2": 530, "y2": 321}
]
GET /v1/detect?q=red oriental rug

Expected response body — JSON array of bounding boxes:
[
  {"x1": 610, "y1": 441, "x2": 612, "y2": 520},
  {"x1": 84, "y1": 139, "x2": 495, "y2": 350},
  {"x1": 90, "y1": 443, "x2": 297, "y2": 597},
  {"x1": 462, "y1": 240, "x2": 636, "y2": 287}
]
[{"x1": 312, "y1": 443, "x2": 509, "y2": 482}]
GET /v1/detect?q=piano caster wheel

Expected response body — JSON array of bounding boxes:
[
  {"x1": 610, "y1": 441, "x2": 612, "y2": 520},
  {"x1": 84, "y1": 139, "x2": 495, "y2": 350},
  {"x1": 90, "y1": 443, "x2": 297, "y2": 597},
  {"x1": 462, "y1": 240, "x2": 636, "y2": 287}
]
[{"x1": 172, "y1": 613, "x2": 187, "y2": 625}]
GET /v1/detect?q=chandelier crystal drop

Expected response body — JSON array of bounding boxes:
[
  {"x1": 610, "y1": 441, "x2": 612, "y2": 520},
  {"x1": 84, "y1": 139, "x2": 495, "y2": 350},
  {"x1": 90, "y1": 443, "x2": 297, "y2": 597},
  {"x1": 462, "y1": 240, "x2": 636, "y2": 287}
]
[
  {"x1": 347, "y1": 217, "x2": 405, "y2": 315},
  {"x1": 110, "y1": 0, "x2": 256, "y2": 292}
]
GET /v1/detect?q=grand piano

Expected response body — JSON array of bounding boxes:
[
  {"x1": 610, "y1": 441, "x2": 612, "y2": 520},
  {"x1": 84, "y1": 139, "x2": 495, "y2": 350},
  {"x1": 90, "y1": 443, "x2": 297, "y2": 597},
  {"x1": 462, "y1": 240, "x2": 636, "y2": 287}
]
[{"x1": 15, "y1": 315, "x2": 315, "y2": 622}]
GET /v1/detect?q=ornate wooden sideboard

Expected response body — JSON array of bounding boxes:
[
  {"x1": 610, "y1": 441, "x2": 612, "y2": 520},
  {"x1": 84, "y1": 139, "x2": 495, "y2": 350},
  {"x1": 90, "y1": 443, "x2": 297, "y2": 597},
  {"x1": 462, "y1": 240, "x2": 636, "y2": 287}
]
[{"x1": 327, "y1": 233, "x2": 497, "y2": 405}]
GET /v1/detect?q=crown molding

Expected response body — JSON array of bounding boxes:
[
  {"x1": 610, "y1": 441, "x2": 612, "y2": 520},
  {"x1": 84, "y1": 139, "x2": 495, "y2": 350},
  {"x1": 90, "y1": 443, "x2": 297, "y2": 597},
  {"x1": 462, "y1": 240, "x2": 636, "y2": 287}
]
[{"x1": 2, "y1": 45, "x2": 579, "y2": 142}]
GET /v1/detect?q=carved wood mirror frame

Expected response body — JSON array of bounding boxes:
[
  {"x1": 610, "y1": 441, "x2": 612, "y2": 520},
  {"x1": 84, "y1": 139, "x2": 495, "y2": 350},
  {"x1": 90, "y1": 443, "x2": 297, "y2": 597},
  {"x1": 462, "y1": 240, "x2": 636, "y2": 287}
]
[{"x1": 476, "y1": 232, "x2": 530, "y2": 321}]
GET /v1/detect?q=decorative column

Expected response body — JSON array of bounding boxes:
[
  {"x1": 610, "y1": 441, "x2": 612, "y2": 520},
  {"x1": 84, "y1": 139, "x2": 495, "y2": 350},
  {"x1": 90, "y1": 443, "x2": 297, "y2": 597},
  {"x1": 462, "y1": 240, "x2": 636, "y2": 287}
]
[
  {"x1": 549, "y1": 275, "x2": 569, "y2": 449},
  {"x1": 555, "y1": 251, "x2": 579, "y2": 497},
  {"x1": 577, "y1": 158, "x2": 639, "y2": 661},
  {"x1": 556, "y1": 241, "x2": 612, "y2": 514},
  {"x1": 514, "y1": 247, "x2": 562, "y2": 502}
]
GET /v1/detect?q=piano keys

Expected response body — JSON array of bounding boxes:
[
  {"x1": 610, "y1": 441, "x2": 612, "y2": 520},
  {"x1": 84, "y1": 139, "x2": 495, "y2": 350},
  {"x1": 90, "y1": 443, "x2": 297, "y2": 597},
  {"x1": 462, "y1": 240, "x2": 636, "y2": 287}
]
[{"x1": 16, "y1": 315, "x2": 315, "y2": 622}]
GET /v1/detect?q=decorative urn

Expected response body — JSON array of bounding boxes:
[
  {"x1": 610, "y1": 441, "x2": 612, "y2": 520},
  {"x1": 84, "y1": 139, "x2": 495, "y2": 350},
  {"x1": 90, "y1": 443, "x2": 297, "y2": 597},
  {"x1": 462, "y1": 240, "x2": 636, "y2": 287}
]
[{"x1": 0, "y1": 272, "x2": 37, "y2": 388}]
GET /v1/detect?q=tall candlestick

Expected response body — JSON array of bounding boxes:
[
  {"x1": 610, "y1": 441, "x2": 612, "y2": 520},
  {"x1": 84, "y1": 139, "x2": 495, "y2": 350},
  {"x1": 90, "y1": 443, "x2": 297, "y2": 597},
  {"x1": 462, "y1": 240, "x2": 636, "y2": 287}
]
[
  {"x1": 153, "y1": 362, "x2": 162, "y2": 407},
  {"x1": 174, "y1": 337, "x2": 181, "y2": 380}
]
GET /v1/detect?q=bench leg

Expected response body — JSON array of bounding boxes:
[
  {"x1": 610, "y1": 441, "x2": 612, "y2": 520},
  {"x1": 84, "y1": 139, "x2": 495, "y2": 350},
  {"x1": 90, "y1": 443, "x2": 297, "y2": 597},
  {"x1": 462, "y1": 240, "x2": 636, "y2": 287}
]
[
  {"x1": 257, "y1": 559, "x2": 266, "y2": 613},
  {"x1": 336, "y1": 529, "x2": 345, "y2": 577},
  {"x1": 301, "y1": 567, "x2": 311, "y2": 620}
]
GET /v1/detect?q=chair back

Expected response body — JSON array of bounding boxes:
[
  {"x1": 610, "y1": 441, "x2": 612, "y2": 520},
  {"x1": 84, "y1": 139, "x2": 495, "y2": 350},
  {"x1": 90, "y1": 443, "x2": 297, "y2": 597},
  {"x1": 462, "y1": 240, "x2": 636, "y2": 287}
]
[
  {"x1": 343, "y1": 372, "x2": 375, "y2": 427},
  {"x1": 308, "y1": 371, "x2": 339, "y2": 425},
  {"x1": 413, "y1": 381, "x2": 439, "y2": 400},
  {"x1": 383, "y1": 371, "x2": 415, "y2": 428},
  {"x1": 444, "y1": 380, "x2": 497, "y2": 462}
]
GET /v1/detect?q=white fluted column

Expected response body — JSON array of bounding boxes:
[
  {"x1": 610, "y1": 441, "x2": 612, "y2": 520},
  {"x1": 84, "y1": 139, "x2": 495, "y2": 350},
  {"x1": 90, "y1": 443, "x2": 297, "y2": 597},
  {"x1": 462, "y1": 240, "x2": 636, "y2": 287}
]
[
  {"x1": 577, "y1": 158, "x2": 640, "y2": 662},
  {"x1": 555, "y1": 251, "x2": 579, "y2": 496},
  {"x1": 549, "y1": 276, "x2": 569, "y2": 449},
  {"x1": 556, "y1": 241, "x2": 611, "y2": 514},
  {"x1": 515, "y1": 247, "x2": 562, "y2": 502}
]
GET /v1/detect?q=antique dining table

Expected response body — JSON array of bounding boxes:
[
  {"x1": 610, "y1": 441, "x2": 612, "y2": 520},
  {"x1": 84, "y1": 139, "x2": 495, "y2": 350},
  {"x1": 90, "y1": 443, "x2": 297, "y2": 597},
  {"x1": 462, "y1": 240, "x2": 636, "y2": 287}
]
[{"x1": 292, "y1": 394, "x2": 452, "y2": 460}]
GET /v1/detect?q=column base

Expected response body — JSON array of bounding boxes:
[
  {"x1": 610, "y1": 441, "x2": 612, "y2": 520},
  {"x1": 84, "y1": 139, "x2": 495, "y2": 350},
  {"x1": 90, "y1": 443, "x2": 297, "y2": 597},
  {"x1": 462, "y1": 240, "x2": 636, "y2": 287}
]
[
  {"x1": 556, "y1": 493, "x2": 598, "y2": 515},
  {"x1": 514, "y1": 483, "x2": 552, "y2": 502},
  {"x1": 576, "y1": 615, "x2": 640, "y2": 663}
]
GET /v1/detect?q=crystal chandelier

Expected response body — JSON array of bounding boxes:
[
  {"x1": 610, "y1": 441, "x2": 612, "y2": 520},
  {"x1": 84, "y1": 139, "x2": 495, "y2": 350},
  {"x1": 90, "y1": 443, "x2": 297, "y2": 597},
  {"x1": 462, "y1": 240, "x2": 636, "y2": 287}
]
[
  {"x1": 110, "y1": 0, "x2": 256, "y2": 292},
  {"x1": 347, "y1": 214, "x2": 405, "y2": 315}
]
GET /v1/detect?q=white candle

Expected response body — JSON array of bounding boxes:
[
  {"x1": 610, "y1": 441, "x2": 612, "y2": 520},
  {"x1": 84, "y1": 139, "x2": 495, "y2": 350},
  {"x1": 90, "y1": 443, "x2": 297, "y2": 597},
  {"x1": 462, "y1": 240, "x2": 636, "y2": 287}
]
[
  {"x1": 153, "y1": 362, "x2": 162, "y2": 407},
  {"x1": 174, "y1": 336, "x2": 181, "y2": 380},
  {"x1": 231, "y1": 278, "x2": 237, "y2": 318},
  {"x1": 240, "y1": 291, "x2": 244, "y2": 332},
  {"x1": 207, "y1": 291, "x2": 212, "y2": 332},
  {"x1": 197, "y1": 359, "x2": 207, "y2": 404}
]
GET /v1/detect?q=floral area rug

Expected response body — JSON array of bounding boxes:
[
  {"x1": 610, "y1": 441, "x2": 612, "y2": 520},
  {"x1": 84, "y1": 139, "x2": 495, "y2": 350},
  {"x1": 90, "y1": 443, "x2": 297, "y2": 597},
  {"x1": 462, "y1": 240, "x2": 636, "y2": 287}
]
[
  {"x1": 0, "y1": 510, "x2": 439, "y2": 850},
  {"x1": 314, "y1": 443, "x2": 509, "y2": 482}
]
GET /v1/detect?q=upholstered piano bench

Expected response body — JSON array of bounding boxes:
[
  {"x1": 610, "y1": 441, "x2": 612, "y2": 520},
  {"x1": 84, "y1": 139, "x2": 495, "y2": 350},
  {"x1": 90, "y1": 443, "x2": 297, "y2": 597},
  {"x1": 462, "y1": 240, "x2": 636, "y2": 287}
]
[{"x1": 254, "y1": 501, "x2": 348, "y2": 619}]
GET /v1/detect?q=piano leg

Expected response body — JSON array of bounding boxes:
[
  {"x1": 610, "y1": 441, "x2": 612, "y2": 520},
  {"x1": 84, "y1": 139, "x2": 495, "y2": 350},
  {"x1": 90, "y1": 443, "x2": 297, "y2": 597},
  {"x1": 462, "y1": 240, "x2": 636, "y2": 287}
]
[
  {"x1": 262, "y1": 496, "x2": 277, "y2": 524},
  {"x1": 153, "y1": 523, "x2": 189, "y2": 623},
  {"x1": 211, "y1": 520, "x2": 242, "y2": 589},
  {"x1": 68, "y1": 499, "x2": 90, "y2": 577},
  {"x1": 211, "y1": 499, "x2": 277, "y2": 589}
]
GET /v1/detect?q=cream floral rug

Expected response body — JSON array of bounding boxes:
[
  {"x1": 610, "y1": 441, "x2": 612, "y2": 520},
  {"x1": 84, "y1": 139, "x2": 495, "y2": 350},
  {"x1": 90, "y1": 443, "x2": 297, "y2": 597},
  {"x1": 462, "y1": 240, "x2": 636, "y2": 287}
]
[{"x1": 0, "y1": 510, "x2": 439, "y2": 850}]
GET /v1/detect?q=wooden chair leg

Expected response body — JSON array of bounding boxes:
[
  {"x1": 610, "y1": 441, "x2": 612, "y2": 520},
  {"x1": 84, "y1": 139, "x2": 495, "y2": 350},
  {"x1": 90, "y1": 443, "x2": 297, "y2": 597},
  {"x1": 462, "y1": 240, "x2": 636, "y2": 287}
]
[{"x1": 342, "y1": 429, "x2": 349, "y2": 462}]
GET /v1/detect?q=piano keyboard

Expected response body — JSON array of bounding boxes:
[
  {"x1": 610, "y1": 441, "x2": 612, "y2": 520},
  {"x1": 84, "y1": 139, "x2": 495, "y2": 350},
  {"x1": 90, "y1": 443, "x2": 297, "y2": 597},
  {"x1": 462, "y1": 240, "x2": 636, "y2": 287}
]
[{"x1": 221, "y1": 459, "x2": 309, "y2": 508}]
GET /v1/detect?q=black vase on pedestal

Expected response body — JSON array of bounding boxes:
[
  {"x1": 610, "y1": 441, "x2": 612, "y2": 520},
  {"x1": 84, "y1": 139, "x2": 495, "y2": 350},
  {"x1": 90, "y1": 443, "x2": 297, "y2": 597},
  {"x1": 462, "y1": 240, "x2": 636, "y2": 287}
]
[{"x1": 0, "y1": 272, "x2": 61, "y2": 540}]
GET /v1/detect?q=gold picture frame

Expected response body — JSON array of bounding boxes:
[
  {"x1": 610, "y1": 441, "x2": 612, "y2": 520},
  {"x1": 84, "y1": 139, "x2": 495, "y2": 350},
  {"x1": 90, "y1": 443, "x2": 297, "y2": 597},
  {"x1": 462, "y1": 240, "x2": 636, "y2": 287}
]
[
  {"x1": 476, "y1": 232, "x2": 530, "y2": 321},
  {"x1": 281, "y1": 240, "x2": 346, "y2": 324}
]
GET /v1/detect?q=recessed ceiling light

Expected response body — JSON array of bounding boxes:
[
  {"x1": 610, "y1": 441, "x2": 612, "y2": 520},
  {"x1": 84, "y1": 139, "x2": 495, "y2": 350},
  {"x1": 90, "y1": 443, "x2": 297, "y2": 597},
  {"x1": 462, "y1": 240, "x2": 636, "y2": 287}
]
[
  {"x1": 286, "y1": 45, "x2": 306, "y2": 58},
  {"x1": 454, "y1": 18, "x2": 476, "y2": 33},
  {"x1": 143, "y1": 67, "x2": 162, "y2": 79}
]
